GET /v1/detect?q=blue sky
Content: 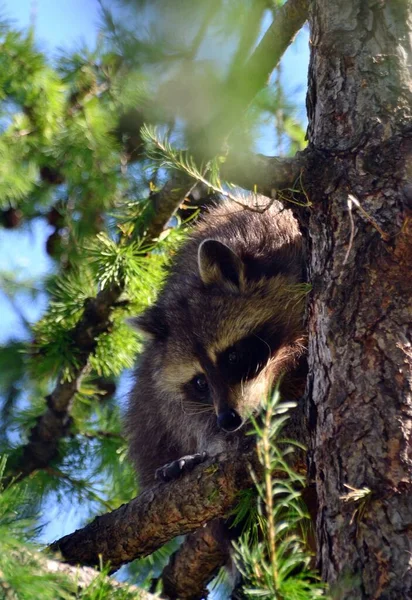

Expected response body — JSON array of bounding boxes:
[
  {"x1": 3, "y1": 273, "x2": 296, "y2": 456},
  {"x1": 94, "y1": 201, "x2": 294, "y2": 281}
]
[{"x1": 3, "y1": 0, "x2": 100, "y2": 50}]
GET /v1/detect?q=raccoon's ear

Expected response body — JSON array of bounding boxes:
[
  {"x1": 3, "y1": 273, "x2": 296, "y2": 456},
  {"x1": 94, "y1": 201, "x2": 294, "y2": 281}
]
[
  {"x1": 198, "y1": 239, "x2": 244, "y2": 292},
  {"x1": 128, "y1": 305, "x2": 168, "y2": 340}
]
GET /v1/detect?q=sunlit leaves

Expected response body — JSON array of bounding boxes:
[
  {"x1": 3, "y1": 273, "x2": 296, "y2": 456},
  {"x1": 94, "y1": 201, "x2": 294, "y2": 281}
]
[
  {"x1": 86, "y1": 232, "x2": 147, "y2": 289},
  {"x1": 90, "y1": 322, "x2": 141, "y2": 377}
]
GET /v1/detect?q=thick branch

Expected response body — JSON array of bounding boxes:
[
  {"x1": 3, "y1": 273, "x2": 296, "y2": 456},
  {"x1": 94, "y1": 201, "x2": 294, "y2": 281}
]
[
  {"x1": 161, "y1": 400, "x2": 309, "y2": 599},
  {"x1": 221, "y1": 151, "x2": 307, "y2": 197},
  {"x1": 248, "y1": 0, "x2": 308, "y2": 93},
  {"x1": 50, "y1": 449, "x2": 261, "y2": 570},
  {"x1": 143, "y1": 172, "x2": 194, "y2": 241},
  {"x1": 161, "y1": 520, "x2": 231, "y2": 600},
  {"x1": 233, "y1": 0, "x2": 308, "y2": 109}
]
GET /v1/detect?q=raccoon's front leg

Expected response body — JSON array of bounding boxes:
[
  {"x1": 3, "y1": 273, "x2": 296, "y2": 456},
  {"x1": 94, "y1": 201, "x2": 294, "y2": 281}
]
[
  {"x1": 155, "y1": 422, "x2": 227, "y2": 482},
  {"x1": 154, "y1": 426, "x2": 250, "y2": 483},
  {"x1": 155, "y1": 451, "x2": 208, "y2": 482}
]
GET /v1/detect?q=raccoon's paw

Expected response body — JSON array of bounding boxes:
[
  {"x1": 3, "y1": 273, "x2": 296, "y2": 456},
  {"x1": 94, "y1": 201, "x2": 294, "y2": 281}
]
[{"x1": 155, "y1": 451, "x2": 208, "y2": 483}]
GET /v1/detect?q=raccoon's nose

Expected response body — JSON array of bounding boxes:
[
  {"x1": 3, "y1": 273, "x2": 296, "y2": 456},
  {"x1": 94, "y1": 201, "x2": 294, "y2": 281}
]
[{"x1": 217, "y1": 409, "x2": 243, "y2": 432}]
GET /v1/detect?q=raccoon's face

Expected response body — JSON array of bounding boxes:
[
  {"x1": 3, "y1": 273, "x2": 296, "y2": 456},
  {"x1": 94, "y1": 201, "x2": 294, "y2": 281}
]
[{"x1": 134, "y1": 239, "x2": 305, "y2": 434}]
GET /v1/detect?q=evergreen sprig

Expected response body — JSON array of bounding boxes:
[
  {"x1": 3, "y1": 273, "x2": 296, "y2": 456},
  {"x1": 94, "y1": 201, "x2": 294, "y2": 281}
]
[
  {"x1": 141, "y1": 123, "x2": 225, "y2": 193},
  {"x1": 0, "y1": 457, "x2": 145, "y2": 599},
  {"x1": 0, "y1": 456, "x2": 73, "y2": 599},
  {"x1": 233, "y1": 391, "x2": 326, "y2": 599},
  {"x1": 86, "y1": 232, "x2": 151, "y2": 289}
]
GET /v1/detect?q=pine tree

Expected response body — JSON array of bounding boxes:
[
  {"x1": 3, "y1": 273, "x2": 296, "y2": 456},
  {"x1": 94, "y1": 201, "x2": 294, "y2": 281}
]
[{"x1": 7, "y1": 0, "x2": 409, "y2": 598}]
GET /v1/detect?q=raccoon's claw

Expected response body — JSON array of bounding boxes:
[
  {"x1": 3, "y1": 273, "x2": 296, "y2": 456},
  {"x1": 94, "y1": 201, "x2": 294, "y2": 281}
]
[{"x1": 155, "y1": 451, "x2": 208, "y2": 482}]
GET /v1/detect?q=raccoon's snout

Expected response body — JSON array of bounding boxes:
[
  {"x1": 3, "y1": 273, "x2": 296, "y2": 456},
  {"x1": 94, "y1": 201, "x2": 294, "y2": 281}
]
[{"x1": 217, "y1": 409, "x2": 243, "y2": 432}]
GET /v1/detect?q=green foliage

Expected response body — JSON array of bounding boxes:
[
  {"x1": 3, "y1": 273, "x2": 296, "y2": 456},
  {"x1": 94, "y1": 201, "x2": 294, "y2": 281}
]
[
  {"x1": 77, "y1": 570, "x2": 138, "y2": 600},
  {"x1": 141, "y1": 123, "x2": 224, "y2": 188},
  {"x1": 86, "y1": 232, "x2": 157, "y2": 290},
  {"x1": 28, "y1": 226, "x2": 173, "y2": 382},
  {"x1": 233, "y1": 391, "x2": 326, "y2": 599},
  {"x1": 0, "y1": 456, "x2": 141, "y2": 598},
  {"x1": 0, "y1": 455, "x2": 73, "y2": 599},
  {"x1": 0, "y1": 138, "x2": 38, "y2": 206}
]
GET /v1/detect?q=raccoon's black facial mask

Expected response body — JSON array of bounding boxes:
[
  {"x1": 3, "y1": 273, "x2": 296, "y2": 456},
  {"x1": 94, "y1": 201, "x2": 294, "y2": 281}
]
[
  {"x1": 217, "y1": 334, "x2": 273, "y2": 384},
  {"x1": 182, "y1": 329, "x2": 283, "y2": 406}
]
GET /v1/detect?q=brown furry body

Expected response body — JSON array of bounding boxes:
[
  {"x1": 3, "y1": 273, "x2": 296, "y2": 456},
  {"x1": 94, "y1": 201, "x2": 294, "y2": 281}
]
[{"x1": 126, "y1": 197, "x2": 305, "y2": 488}]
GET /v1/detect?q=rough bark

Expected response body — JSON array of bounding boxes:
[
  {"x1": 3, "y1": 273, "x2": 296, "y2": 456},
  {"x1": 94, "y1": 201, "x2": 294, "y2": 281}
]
[
  {"x1": 50, "y1": 449, "x2": 261, "y2": 570},
  {"x1": 161, "y1": 520, "x2": 231, "y2": 600},
  {"x1": 303, "y1": 1, "x2": 412, "y2": 597}
]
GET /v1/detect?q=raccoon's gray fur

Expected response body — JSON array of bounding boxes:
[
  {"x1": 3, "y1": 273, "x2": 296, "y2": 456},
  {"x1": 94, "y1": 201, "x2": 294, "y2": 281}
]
[{"x1": 126, "y1": 196, "x2": 305, "y2": 488}]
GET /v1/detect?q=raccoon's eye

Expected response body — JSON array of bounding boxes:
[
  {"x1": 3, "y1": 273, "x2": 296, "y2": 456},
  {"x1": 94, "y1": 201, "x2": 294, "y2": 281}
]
[
  {"x1": 228, "y1": 350, "x2": 239, "y2": 365},
  {"x1": 192, "y1": 374, "x2": 208, "y2": 394}
]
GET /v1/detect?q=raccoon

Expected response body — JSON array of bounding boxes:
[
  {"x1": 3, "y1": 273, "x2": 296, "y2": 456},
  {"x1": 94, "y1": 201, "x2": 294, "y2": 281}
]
[{"x1": 126, "y1": 196, "x2": 306, "y2": 488}]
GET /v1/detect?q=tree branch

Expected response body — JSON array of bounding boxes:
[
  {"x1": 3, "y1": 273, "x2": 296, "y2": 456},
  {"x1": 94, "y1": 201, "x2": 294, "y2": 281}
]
[
  {"x1": 247, "y1": 0, "x2": 309, "y2": 97},
  {"x1": 143, "y1": 172, "x2": 195, "y2": 241},
  {"x1": 161, "y1": 520, "x2": 231, "y2": 600},
  {"x1": 6, "y1": 284, "x2": 123, "y2": 484},
  {"x1": 221, "y1": 151, "x2": 307, "y2": 198},
  {"x1": 161, "y1": 400, "x2": 309, "y2": 599},
  {"x1": 49, "y1": 449, "x2": 261, "y2": 570}
]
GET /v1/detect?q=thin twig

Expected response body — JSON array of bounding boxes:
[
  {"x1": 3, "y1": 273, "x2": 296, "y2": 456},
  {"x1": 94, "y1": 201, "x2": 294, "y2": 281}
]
[
  {"x1": 348, "y1": 194, "x2": 390, "y2": 242},
  {"x1": 344, "y1": 193, "x2": 390, "y2": 265},
  {"x1": 343, "y1": 195, "x2": 357, "y2": 265}
]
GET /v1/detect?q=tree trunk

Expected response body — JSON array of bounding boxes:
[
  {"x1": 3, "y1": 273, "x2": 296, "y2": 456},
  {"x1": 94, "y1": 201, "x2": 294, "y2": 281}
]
[{"x1": 304, "y1": 1, "x2": 412, "y2": 597}]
